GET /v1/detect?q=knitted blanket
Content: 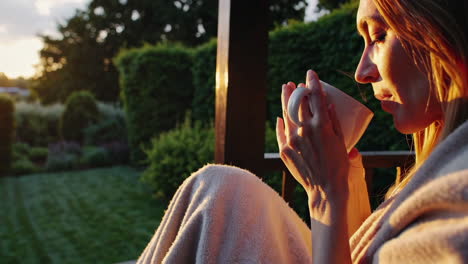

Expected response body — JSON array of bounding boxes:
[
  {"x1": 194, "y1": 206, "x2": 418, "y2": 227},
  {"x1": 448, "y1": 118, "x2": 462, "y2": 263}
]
[{"x1": 351, "y1": 120, "x2": 468, "y2": 263}]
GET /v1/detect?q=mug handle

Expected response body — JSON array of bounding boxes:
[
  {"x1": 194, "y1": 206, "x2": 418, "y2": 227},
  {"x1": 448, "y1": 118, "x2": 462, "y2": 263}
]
[{"x1": 287, "y1": 86, "x2": 312, "y2": 126}]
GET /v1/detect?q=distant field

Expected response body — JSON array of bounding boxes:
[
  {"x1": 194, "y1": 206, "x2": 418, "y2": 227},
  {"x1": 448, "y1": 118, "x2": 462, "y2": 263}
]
[{"x1": 0, "y1": 166, "x2": 166, "y2": 264}]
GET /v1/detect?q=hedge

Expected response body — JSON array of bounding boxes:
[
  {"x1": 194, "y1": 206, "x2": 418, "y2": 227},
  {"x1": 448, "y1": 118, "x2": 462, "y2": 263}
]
[
  {"x1": 191, "y1": 39, "x2": 217, "y2": 123},
  {"x1": 114, "y1": 43, "x2": 194, "y2": 163}
]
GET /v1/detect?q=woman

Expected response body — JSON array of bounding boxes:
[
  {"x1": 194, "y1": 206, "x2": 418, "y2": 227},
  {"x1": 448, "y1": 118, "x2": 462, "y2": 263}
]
[{"x1": 137, "y1": 0, "x2": 468, "y2": 263}]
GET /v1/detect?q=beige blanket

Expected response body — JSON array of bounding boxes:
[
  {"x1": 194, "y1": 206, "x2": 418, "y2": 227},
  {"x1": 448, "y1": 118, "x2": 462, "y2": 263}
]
[
  {"x1": 136, "y1": 164, "x2": 312, "y2": 263},
  {"x1": 351, "y1": 120, "x2": 468, "y2": 263}
]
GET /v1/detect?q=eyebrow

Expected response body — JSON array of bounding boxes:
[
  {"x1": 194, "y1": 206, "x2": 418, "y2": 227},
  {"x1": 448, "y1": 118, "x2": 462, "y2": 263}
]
[{"x1": 357, "y1": 15, "x2": 387, "y2": 36}]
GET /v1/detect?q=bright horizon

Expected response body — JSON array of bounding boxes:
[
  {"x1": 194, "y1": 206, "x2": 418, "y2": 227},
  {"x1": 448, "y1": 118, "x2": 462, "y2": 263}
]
[{"x1": 0, "y1": 0, "x2": 323, "y2": 79}]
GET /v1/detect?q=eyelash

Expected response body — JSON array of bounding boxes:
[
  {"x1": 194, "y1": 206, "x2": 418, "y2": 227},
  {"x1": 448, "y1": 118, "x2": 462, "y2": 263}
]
[{"x1": 370, "y1": 32, "x2": 387, "y2": 45}]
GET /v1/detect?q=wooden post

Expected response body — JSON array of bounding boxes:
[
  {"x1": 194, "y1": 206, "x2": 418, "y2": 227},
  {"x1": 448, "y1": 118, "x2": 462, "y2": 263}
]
[
  {"x1": 215, "y1": 0, "x2": 269, "y2": 176},
  {"x1": 282, "y1": 170, "x2": 296, "y2": 206}
]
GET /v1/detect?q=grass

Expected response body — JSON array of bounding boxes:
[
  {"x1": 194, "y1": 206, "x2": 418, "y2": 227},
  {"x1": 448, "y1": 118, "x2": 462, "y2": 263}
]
[{"x1": 0, "y1": 166, "x2": 166, "y2": 264}]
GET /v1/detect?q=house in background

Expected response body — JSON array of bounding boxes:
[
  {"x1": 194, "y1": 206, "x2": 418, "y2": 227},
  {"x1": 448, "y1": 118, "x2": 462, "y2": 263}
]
[{"x1": 0, "y1": 86, "x2": 30, "y2": 98}]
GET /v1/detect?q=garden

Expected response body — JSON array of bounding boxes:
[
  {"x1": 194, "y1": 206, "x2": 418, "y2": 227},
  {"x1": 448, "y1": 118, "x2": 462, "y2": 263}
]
[{"x1": 1, "y1": 2, "x2": 408, "y2": 263}]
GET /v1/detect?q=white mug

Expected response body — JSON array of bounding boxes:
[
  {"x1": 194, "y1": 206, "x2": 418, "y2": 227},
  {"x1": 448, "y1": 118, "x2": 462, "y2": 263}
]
[{"x1": 287, "y1": 81, "x2": 373, "y2": 153}]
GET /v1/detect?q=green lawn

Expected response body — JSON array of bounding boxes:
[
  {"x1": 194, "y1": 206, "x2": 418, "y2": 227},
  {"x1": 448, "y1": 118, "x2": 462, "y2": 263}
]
[{"x1": 0, "y1": 166, "x2": 166, "y2": 264}]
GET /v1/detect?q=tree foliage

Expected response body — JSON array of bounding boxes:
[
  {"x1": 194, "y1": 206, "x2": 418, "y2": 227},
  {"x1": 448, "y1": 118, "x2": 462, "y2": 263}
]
[
  {"x1": 0, "y1": 72, "x2": 30, "y2": 88},
  {"x1": 317, "y1": 0, "x2": 353, "y2": 11},
  {"x1": 33, "y1": 0, "x2": 307, "y2": 104}
]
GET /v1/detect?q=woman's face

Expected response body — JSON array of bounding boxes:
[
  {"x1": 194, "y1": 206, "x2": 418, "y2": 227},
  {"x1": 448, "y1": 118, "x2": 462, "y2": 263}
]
[{"x1": 355, "y1": 0, "x2": 442, "y2": 134}]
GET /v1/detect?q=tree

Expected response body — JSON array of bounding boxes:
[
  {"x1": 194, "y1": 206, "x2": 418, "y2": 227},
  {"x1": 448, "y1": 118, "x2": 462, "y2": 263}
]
[
  {"x1": 34, "y1": 0, "x2": 308, "y2": 104},
  {"x1": 317, "y1": 0, "x2": 353, "y2": 11},
  {"x1": 34, "y1": 10, "x2": 120, "y2": 103},
  {"x1": 0, "y1": 73, "x2": 13, "y2": 87}
]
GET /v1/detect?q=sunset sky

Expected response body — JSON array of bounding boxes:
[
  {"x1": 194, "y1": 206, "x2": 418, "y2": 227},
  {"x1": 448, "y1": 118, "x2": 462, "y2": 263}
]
[{"x1": 0, "y1": 0, "x2": 323, "y2": 79}]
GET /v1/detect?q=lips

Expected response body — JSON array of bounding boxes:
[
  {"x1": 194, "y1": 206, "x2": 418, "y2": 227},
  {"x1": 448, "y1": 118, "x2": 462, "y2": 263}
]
[
  {"x1": 374, "y1": 92, "x2": 397, "y2": 113},
  {"x1": 374, "y1": 93, "x2": 393, "y2": 101}
]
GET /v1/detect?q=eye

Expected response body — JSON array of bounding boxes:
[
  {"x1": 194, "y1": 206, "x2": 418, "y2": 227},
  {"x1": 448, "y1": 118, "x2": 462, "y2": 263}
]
[{"x1": 370, "y1": 32, "x2": 387, "y2": 45}]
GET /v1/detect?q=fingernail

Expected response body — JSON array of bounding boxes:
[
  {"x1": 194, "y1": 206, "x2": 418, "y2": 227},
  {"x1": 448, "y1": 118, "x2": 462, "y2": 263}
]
[{"x1": 349, "y1": 148, "x2": 359, "y2": 159}]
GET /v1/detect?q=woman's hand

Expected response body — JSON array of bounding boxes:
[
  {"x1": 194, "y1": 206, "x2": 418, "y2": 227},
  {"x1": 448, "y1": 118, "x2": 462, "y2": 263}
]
[
  {"x1": 276, "y1": 70, "x2": 354, "y2": 263},
  {"x1": 276, "y1": 70, "x2": 350, "y2": 215}
]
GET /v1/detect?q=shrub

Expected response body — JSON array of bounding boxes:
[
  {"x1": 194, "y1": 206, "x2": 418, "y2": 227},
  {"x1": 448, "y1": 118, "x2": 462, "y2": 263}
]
[
  {"x1": 0, "y1": 94, "x2": 15, "y2": 176},
  {"x1": 141, "y1": 116, "x2": 214, "y2": 200},
  {"x1": 15, "y1": 102, "x2": 64, "y2": 146},
  {"x1": 12, "y1": 142, "x2": 48, "y2": 163},
  {"x1": 80, "y1": 146, "x2": 112, "y2": 168},
  {"x1": 84, "y1": 118, "x2": 127, "y2": 146},
  {"x1": 97, "y1": 102, "x2": 126, "y2": 120},
  {"x1": 84, "y1": 103, "x2": 128, "y2": 146},
  {"x1": 46, "y1": 154, "x2": 78, "y2": 171},
  {"x1": 11, "y1": 158, "x2": 41, "y2": 175},
  {"x1": 29, "y1": 147, "x2": 48, "y2": 163},
  {"x1": 60, "y1": 91, "x2": 100, "y2": 143},
  {"x1": 46, "y1": 141, "x2": 81, "y2": 171},
  {"x1": 11, "y1": 143, "x2": 46, "y2": 175},
  {"x1": 115, "y1": 43, "x2": 194, "y2": 164},
  {"x1": 13, "y1": 142, "x2": 30, "y2": 158}
]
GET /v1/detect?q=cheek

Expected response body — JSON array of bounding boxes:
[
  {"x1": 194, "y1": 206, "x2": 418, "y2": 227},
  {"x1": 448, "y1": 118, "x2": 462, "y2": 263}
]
[
  {"x1": 380, "y1": 38, "x2": 415, "y2": 102},
  {"x1": 393, "y1": 87, "x2": 441, "y2": 134},
  {"x1": 391, "y1": 56, "x2": 430, "y2": 107}
]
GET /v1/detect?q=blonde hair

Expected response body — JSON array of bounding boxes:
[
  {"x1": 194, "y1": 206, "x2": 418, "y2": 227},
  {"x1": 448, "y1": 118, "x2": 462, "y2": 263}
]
[{"x1": 372, "y1": 0, "x2": 468, "y2": 197}]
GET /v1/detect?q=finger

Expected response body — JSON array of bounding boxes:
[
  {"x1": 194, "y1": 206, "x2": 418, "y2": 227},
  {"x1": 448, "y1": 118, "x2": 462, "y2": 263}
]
[
  {"x1": 276, "y1": 117, "x2": 287, "y2": 150},
  {"x1": 291, "y1": 132, "x2": 320, "y2": 185},
  {"x1": 299, "y1": 91, "x2": 313, "y2": 125},
  {"x1": 281, "y1": 83, "x2": 298, "y2": 141},
  {"x1": 295, "y1": 82, "x2": 308, "y2": 126},
  {"x1": 348, "y1": 147, "x2": 364, "y2": 169},
  {"x1": 349, "y1": 147, "x2": 359, "y2": 159},
  {"x1": 280, "y1": 146, "x2": 312, "y2": 187},
  {"x1": 308, "y1": 70, "x2": 330, "y2": 125},
  {"x1": 281, "y1": 83, "x2": 294, "y2": 121},
  {"x1": 306, "y1": 70, "x2": 325, "y2": 96},
  {"x1": 287, "y1": 81, "x2": 297, "y2": 89}
]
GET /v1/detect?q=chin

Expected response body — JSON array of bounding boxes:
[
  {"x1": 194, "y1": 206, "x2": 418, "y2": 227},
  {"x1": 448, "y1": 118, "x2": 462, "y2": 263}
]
[
  {"x1": 393, "y1": 116, "x2": 432, "y2": 135},
  {"x1": 394, "y1": 122, "x2": 417, "y2": 134}
]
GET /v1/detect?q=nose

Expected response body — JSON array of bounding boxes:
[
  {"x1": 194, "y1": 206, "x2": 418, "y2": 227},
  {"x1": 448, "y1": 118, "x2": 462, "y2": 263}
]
[{"x1": 355, "y1": 48, "x2": 379, "y2": 84}]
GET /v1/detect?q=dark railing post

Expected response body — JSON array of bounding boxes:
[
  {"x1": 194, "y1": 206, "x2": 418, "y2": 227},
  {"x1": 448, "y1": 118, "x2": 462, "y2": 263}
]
[{"x1": 282, "y1": 171, "x2": 296, "y2": 206}]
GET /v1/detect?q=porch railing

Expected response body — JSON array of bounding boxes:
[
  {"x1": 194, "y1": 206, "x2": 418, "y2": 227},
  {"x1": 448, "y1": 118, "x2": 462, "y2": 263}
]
[{"x1": 264, "y1": 151, "x2": 415, "y2": 205}]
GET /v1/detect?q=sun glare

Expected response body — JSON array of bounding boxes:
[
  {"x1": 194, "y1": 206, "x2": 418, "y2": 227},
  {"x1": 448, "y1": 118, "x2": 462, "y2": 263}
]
[
  {"x1": 0, "y1": 38, "x2": 42, "y2": 79},
  {"x1": 35, "y1": 0, "x2": 89, "y2": 16}
]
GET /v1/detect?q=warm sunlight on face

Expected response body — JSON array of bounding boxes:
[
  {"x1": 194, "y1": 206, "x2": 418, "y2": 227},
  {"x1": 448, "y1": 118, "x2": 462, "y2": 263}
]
[{"x1": 0, "y1": 38, "x2": 42, "y2": 78}]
